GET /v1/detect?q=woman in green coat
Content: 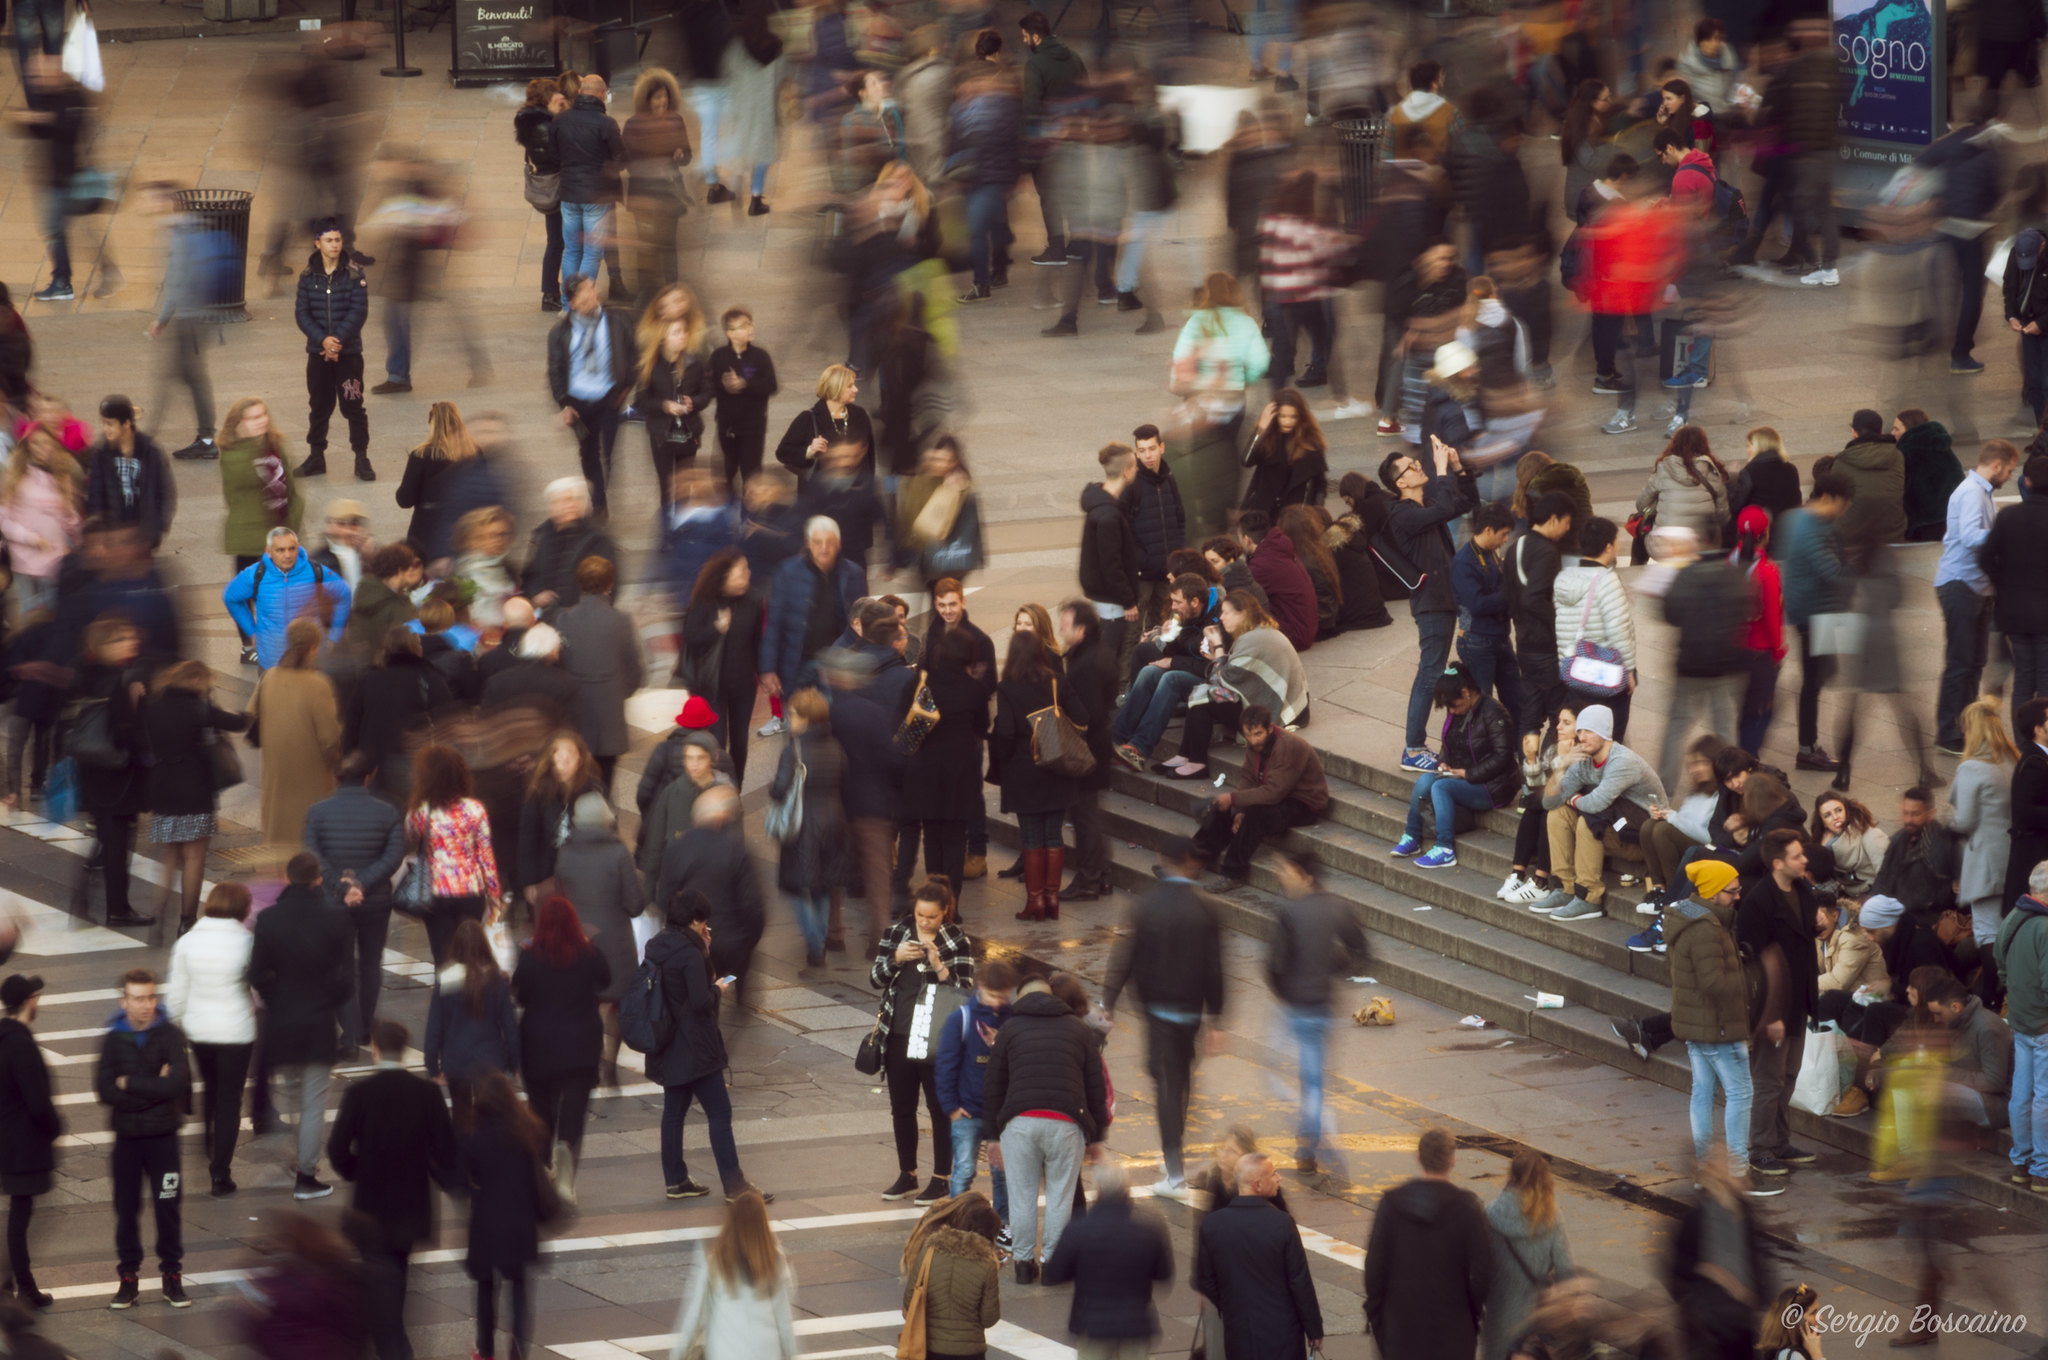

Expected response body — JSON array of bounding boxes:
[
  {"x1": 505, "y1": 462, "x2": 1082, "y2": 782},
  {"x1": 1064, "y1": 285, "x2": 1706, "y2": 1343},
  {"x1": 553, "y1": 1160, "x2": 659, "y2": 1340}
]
[{"x1": 217, "y1": 396, "x2": 305, "y2": 571}]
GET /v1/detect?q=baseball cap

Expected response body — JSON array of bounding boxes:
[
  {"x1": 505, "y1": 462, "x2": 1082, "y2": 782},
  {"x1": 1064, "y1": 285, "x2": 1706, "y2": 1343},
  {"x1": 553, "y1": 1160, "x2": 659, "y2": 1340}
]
[{"x1": 0, "y1": 974, "x2": 44, "y2": 1011}]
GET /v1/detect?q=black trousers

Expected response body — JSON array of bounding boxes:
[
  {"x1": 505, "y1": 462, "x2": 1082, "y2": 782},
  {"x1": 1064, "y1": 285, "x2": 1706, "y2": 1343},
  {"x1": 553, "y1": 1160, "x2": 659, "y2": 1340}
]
[
  {"x1": 365, "y1": 1243, "x2": 414, "y2": 1360},
  {"x1": 7, "y1": 1194, "x2": 34, "y2": 1291},
  {"x1": 189, "y1": 1041, "x2": 252, "y2": 1182},
  {"x1": 91, "y1": 811, "x2": 137, "y2": 918},
  {"x1": 1795, "y1": 624, "x2": 1834, "y2": 750},
  {"x1": 111, "y1": 1132, "x2": 182, "y2": 1277},
  {"x1": 884, "y1": 1040, "x2": 951, "y2": 1176},
  {"x1": 1193, "y1": 798, "x2": 1319, "y2": 879},
  {"x1": 1058, "y1": 240, "x2": 1116, "y2": 323},
  {"x1": 425, "y1": 894, "x2": 487, "y2": 967},
  {"x1": 526, "y1": 1068, "x2": 597, "y2": 1155},
  {"x1": 340, "y1": 904, "x2": 392, "y2": 1047},
  {"x1": 1513, "y1": 800, "x2": 1550, "y2": 873},
  {"x1": 1949, "y1": 234, "x2": 1987, "y2": 361},
  {"x1": 716, "y1": 412, "x2": 768, "y2": 494},
  {"x1": 306, "y1": 351, "x2": 368, "y2": 458},
  {"x1": 1145, "y1": 1012, "x2": 1199, "y2": 1182},
  {"x1": 565, "y1": 393, "x2": 623, "y2": 517},
  {"x1": 475, "y1": 1265, "x2": 530, "y2": 1359},
  {"x1": 1180, "y1": 700, "x2": 1238, "y2": 766},
  {"x1": 649, "y1": 429, "x2": 699, "y2": 520},
  {"x1": 894, "y1": 820, "x2": 966, "y2": 902},
  {"x1": 1517, "y1": 649, "x2": 1566, "y2": 734}
]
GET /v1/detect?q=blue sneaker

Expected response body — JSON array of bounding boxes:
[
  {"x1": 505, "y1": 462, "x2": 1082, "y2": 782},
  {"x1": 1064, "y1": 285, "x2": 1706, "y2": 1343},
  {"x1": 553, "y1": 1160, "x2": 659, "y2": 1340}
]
[
  {"x1": 1399, "y1": 748, "x2": 1441, "y2": 772},
  {"x1": 1415, "y1": 845, "x2": 1457, "y2": 869},
  {"x1": 1627, "y1": 919, "x2": 1665, "y2": 954},
  {"x1": 1390, "y1": 835, "x2": 1422, "y2": 857},
  {"x1": 1660, "y1": 373, "x2": 1696, "y2": 388}
]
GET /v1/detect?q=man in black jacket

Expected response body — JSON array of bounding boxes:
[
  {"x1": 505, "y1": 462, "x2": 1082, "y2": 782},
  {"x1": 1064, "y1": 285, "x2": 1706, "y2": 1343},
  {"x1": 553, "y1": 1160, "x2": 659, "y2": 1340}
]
[
  {"x1": 329, "y1": 1018, "x2": 459, "y2": 1360},
  {"x1": 1103, "y1": 837, "x2": 1224, "y2": 1196},
  {"x1": 1055, "y1": 602, "x2": 1118, "y2": 901},
  {"x1": 250, "y1": 853, "x2": 355, "y2": 1201},
  {"x1": 1510, "y1": 492, "x2": 1575, "y2": 733},
  {"x1": 983, "y1": 975, "x2": 1110, "y2": 1281},
  {"x1": 1079, "y1": 442, "x2": 1141, "y2": 672},
  {"x1": 1362, "y1": 1128, "x2": 1492, "y2": 1360},
  {"x1": 292, "y1": 219, "x2": 372, "y2": 482},
  {"x1": 1121, "y1": 425, "x2": 1186, "y2": 679},
  {"x1": 1380, "y1": 436, "x2": 1479, "y2": 770},
  {"x1": 0, "y1": 975, "x2": 58, "y2": 1306},
  {"x1": 480, "y1": 623, "x2": 581, "y2": 731},
  {"x1": 1657, "y1": 547, "x2": 1751, "y2": 792},
  {"x1": 95, "y1": 967, "x2": 194, "y2": 1309},
  {"x1": 477, "y1": 596, "x2": 534, "y2": 688},
  {"x1": 549, "y1": 75, "x2": 626, "y2": 292},
  {"x1": 1041, "y1": 1162, "x2": 1173, "y2": 1348},
  {"x1": 1114, "y1": 575, "x2": 1220, "y2": 770},
  {"x1": 1194, "y1": 1154, "x2": 1324, "y2": 1360},
  {"x1": 1871, "y1": 787, "x2": 1960, "y2": 917},
  {"x1": 84, "y1": 396, "x2": 176, "y2": 548},
  {"x1": 654, "y1": 786, "x2": 766, "y2": 1009},
  {"x1": 1738, "y1": 829, "x2": 1821, "y2": 1180},
  {"x1": 546, "y1": 277, "x2": 638, "y2": 517},
  {"x1": 1268, "y1": 856, "x2": 1367, "y2": 1174},
  {"x1": 1982, "y1": 455, "x2": 2048, "y2": 705},
  {"x1": 305, "y1": 752, "x2": 405, "y2": 1052}
]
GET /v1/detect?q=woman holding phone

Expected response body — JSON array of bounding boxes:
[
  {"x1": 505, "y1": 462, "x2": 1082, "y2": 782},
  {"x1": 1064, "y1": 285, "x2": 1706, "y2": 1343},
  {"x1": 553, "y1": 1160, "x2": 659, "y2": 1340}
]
[{"x1": 868, "y1": 880, "x2": 976, "y2": 1207}]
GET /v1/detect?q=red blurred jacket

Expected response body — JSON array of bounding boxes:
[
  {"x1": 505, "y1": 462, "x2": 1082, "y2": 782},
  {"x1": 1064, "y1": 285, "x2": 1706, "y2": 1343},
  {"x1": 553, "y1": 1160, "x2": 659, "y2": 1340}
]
[{"x1": 1575, "y1": 199, "x2": 1682, "y2": 316}]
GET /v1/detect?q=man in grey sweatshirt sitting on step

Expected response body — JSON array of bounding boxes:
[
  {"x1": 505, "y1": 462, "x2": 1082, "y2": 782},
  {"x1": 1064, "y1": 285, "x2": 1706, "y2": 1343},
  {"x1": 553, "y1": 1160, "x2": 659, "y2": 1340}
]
[{"x1": 1534, "y1": 703, "x2": 1666, "y2": 921}]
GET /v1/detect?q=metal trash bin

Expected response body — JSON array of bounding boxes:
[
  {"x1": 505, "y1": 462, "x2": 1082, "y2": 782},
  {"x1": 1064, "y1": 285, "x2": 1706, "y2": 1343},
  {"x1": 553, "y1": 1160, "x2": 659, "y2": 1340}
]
[
  {"x1": 1333, "y1": 117, "x2": 1385, "y2": 229},
  {"x1": 171, "y1": 189, "x2": 254, "y2": 324}
]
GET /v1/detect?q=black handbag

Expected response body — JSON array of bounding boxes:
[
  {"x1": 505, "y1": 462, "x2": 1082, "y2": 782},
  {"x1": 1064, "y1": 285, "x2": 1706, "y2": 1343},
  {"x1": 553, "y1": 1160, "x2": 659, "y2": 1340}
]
[
  {"x1": 204, "y1": 727, "x2": 243, "y2": 792},
  {"x1": 854, "y1": 1015, "x2": 886, "y2": 1075}
]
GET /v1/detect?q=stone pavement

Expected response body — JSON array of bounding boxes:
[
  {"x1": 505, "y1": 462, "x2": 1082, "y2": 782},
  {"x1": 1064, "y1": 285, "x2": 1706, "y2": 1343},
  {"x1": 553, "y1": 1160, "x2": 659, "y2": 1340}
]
[{"x1": 1, "y1": 18, "x2": 2046, "y2": 1358}]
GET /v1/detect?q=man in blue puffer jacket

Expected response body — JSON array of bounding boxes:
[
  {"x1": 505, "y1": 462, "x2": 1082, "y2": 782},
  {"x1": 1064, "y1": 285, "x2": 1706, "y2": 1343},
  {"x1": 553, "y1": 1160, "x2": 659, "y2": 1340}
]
[
  {"x1": 936, "y1": 959, "x2": 1016, "y2": 1217},
  {"x1": 760, "y1": 517, "x2": 865, "y2": 699},
  {"x1": 222, "y1": 526, "x2": 352, "y2": 669}
]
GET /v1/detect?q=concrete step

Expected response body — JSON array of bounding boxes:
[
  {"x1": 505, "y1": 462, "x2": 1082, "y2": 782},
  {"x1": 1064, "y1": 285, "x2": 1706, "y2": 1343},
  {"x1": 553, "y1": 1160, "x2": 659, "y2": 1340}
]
[{"x1": 983, "y1": 779, "x2": 2048, "y2": 1225}]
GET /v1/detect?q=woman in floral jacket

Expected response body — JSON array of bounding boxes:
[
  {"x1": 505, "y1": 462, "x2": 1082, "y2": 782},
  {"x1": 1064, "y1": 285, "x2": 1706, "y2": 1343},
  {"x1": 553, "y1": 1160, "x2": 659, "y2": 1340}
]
[{"x1": 407, "y1": 743, "x2": 502, "y2": 965}]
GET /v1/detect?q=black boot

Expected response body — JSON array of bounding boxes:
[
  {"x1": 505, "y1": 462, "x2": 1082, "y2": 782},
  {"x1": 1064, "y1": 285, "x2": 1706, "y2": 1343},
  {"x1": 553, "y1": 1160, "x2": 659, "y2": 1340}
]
[
  {"x1": 996, "y1": 856, "x2": 1026, "y2": 880},
  {"x1": 542, "y1": 292, "x2": 562, "y2": 313},
  {"x1": 353, "y1": 453, "x2": 376, "y2": 483},
  {"x1": 294, "y1": 451, "x2": 328, "y2": 478}
]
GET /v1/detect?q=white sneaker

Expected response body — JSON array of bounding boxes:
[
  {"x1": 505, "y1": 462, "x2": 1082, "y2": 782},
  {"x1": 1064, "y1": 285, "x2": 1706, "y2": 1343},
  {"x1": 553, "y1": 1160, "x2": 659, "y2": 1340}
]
[
  {"x1": 1496, "y1": 873, "x2": 1524, "y2": 901},
  {"x1": 756, "y1": 715, "x2": 786, "y2": 738},
  {"x1": 1636, "y1": 898, "x2": 1663, "y2": 916},
  {"x1": 1148, "y1": 1176, "x2": 1189, "y2": 1201},
  {"x1": 1510, "y1": 877, "x2": 1548, "y2": 903},
  {"x1": 1800, "y1": 267, "x2": 1840, "y2": 287},
  {"x1": 1326, "y1": 397, "x2": 1374, "y2": 421},
  {"x1": 1664, "y1": 414, "x2": 1685, "y2": 438}
]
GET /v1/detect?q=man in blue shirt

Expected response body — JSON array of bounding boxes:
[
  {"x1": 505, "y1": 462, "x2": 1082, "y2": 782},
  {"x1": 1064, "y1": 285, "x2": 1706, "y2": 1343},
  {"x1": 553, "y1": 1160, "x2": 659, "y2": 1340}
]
[
  {"x1": 1932, "y1": 439, "x2": 2018, "y2": 753},
  {"x1": 545, "y1": 275, "x2": 636, "y2": 517}
]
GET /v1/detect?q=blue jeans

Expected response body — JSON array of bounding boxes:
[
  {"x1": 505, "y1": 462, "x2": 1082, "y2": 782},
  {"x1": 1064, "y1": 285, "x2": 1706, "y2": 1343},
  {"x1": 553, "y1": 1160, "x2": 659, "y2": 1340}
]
[
  {"x1": 560, "y1": 201, "x2": 611, "y2": 293},
  {"x1": 789, "y1": 891, "x2": 829, "y2": 958},
  {"x1": 1934, "y1": 580, "x2": 1989, "y2": 748},
  {"x1": 13, "y1": 0, "x2": 62, "y2": 109},
  {"x1": 2012, "y1": 1031, "x2": 2048, "y2": 1178},
  {"x1": 2014, "y1": 633, "x2": 2048, "y2": 705},
  {"x1": 1246, "y1": 0, "x2": 1300, "y2": 71},
  {"x1": 948, "y1": 1114, "x2": 1009, "y2": 1219},
  {"x1": 1112, "y1": 665, "x2": 1201, "y2": 756},
  {"x1": 1687, "y1": 1039, "x2": 1753, "y2": 1176},
  {"x1": 1403, "y1": 773, "x2": 1496, "y2": 849},
  {"x1": 689, "y1": 85, "x2": 729, "y2": 180},
  {"x1": 1115, "y1": 210, "x2": 1168, "y2": 294},
  {"x1": 1406, "y1": 612, "x2": 1457, "y2": 748},
  {"x1": 661, "y1": 1071, "x2": 741, "y2": 1190},
  {"x1": 1672, "y1": 334, "x2": 1712, "y2": 418},
  {"x1": 1456, "y1": 631, "x2": 1525, "y2": 732},
  {"x1": 966, "y1": 184, "x2": 1012, "y2": 289},
  {"x1": 1284, "y1": 1005, "x2": 1331, "y2": 1155}
]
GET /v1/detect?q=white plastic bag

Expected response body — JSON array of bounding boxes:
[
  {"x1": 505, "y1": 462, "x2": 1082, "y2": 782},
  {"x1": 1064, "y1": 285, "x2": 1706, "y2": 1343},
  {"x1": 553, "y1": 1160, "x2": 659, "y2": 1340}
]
[
  {"x1": 486, "y1": 917, "x2": 518, "y2": 977},
  {"x1": 1988, "y1": 236, "x2": 2014, "y2": 283},
  {"x1": 631, "y1": 909, "x2": 659, "y2": 964},
  {"x1": 1790, "y1": 1022, "x2": 1855, "y2": 1116},
  {"x1": 61, "y1": 15, "x2": 103, "y2": 94}
]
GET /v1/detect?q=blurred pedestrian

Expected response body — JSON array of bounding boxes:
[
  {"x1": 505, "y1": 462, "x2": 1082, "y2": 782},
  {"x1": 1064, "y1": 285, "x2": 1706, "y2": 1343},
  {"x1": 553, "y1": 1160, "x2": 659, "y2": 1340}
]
[
  {"x1": 701, "y1": 0, "x2": 784, "y2": 214},
  {"x1": 668, "y1": 1189, "x2": 798, "y2": 1360},
  {"x1": 304, "y1": 752, "x2": 405, "y2": 1053},
  {"x1": 144, "y1": 660, "x2": 251, "y2": 934},
  {"x1": 250, "y1": 618, "x2": 341, "y2": 847},
  {"x1": 0, "y1": 425, "x2": 76, "y2": 619},
  {"x1": 249, "y1": 852, "x2": 353, "y2": 1201},
  {"x1": 1266, "y1": 855, "x2": 1365, "y2": 1174},
  {"x1": 344, "y1": 627, "x2": 454, "y2": 808},
  {"x1": 347, "y1": 541, "x2": 422, "y2": 657},
  {"x1": 654, "y1": 784, "x2": 765, "y2": 1006},
  {"x1": 771, "y1": 689, "x2": 849, "y2": 967},
  {"x1": 549, "y1": 74, "x2": 627, "y2": 299},
  {"x1": 623, "y1": 69, "x2": 691, "y2": 296},
  {"x1": 898, "y1": 624, "x2": 993, "y2": 899},
  {"x1": 548, "y1": 277, "x2": 637, "y2": 519},
  {"x1": 328, "y1": 1018, "x2": 459, "y2": 1360},
  {"x1": 215, "y1": 399, "x2": 313, "y2": 665},
  {"x1": 513, "y1": 892, "x2": 609, "y2": 1201},
  {"x1": 1480, "y1": 1150, "x2": 1573, "y2": 1360},
  {"x1": 0, "y1": 974, "x2": 57, "y2": 1307},
  {"x1": 1193, "y1": 1153, "x2": 1323, "y2": 1360},
  {"x1": 137, "y1": 182, "x2": 221, "y2": 459},
  {"x1": 75, "y1": 617, "x2": 152, "y2": 927},
  {"x1": 426, "y1": 918, "x2": 518, "y2": 1132},
  {"x1": 235, "y1": 1211, "x2": 367, "y2": 1360},
  {"x1": 164, "y1": 883, "x2": 255, "y2": 1198},
  {"x1": 680, "y1": 550, "x2": 764, "y2": 781},
  {"x1": 553, "y1": 791, "x2": 643, "y2": 1090},
  {"x1": 406, "y1": 743, "x2": 503, "y2": 966},
  {"x1": 16, "y1": 55, "x2": 103, "y2": 304},
  {"x1": 463, "y1": 1071, "x2": 550, "y2": 1360},
  {"x1": 515, "y1": 78, "x2": 570, "y2": 313}
]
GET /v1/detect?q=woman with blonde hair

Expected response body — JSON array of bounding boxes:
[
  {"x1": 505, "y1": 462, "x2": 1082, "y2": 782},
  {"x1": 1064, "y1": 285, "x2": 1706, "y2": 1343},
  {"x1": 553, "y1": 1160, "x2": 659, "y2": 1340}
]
[
  {"x1": 1163, "y1": 589, "x2": 1309, "y2": 780},
  {"x1": 396, "y1": 401, "x2": 496, "y2": 559},
  {"x1": 1480, "y1": 1149, "x2": 1573, "y2": 1360},
  {"x1": 0, "y1": 425, "x2": 79, "y2": 615},
  {"x1": 636, "y1": 312, "x2": 714, "y2": 520},
  {"x1": 624, "y1": 68, "x2": 692, "y2": 295},
  {"x1": 216, "y1": 397, "x2": 302, "y2": 664},
  {"x1": 1011, "y1": 603, "x2": 1061, "y2": 657},
  {"x1": 774, "y1": 364, "x2": 874, "y2": 481},
  {"x1": 452, "y1": 506, "x2": 519, "y2": 630},
  {"x1": 1729, "y1": 424, "x2": 1804, "y2": 529},
  {"x1": 670, "y1": 1190, "x2": 797, "y2": 1360},
  {"x1": 1952, "y1": 695, "x2": 2019, "y2": 944},
  {"x1": 145, "y1": 659, "x2": 252, "y2": 932},
  {"x1": 248, "y1": 617, "x2": 341, "y2": 847}
]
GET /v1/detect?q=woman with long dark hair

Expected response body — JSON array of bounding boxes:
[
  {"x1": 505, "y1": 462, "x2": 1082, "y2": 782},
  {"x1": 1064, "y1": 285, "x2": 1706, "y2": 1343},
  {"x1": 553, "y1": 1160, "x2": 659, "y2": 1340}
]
[
  {"x1": 145, "y1": 659, "x2": 252, "y2": 933},
  {"x1": 898, "y1": 624, "x2": 994, "y2": 897},
  {"x1": 1560, "y1": 80, "x2": 1614, "y2": 222},
  {"x1": 426, "y1": 917, "x2": 518, "y2": 1132},
  {"x1": 869, "y1": 879, "x2": 975, "y2": 1204},
  {"x1": 406, "y1": 744, "x2": 502, "y2": 965},
  {"x1": 992, "y1": 629, "x2": 1089, "y2": 921},
  {"x1": 1634, "y1": 425, "x2": 1730, "y2": 541},
  {"x1": 512, "y1": 892, "x2": 609, "y2": 1199},
  {"x1": 518, "y1": 730, "x2": 606, "y2": 908},
  {"x1": 1241, "y1": 390, "x2": 1329, "y2": 518},
  {"x1": 771, "y1": 689, "x2": 849, "y2": 968},
  {"x1": 345, "y1": 626, "x2": 455, "y2": 807},
  {"x1": 1277, "y1": 504, "x2": 1344, "y2": 640},
  {"x1": 681, "y1": 548, "x2": 764, "y2": 781},
  {"x1": 463, "y1": 1070, "x2": 548, "y2": 1360},
  {"x1": 514, "y1": 77, "x2": 569, "y2": 311}
]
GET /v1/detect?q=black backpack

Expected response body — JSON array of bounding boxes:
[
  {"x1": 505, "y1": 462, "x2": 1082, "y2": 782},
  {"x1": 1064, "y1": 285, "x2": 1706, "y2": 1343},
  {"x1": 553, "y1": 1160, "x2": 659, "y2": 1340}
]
[
  {"x1": 619, "y1": 956, "x2": 675, "y2": 1054},
  {"x1": 1665, "y1": 557, "x2": 1754, "y2": 676}
]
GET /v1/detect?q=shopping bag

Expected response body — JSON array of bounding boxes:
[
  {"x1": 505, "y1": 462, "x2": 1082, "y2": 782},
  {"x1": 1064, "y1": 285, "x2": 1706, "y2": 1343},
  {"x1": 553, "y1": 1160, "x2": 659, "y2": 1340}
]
[
  {"x1": 61, "y1": 14, "x2": 103, "y2": 93},
  {"x1": 1809, "y1": 612, "x2": 1867, "y2": 656},
  {"x1": 1789, "y1": 1021, "x2": 1854, "y2": 1115},
  {"x1": 486, "y1": 917, "x2": 518, "y2": 977},
  {"x1": 631, "y1": 909, "x2": 659, "y2": 964}
]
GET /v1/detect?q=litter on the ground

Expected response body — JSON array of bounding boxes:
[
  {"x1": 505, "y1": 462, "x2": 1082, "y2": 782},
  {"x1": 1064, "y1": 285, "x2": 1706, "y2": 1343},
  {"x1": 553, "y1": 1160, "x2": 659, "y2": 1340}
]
[
  {"x1": 1459, "y1": 1014, "x2": 1494, "y2": 1028},
  {"x1": 1526, "y1": 992, "x2": 1565, "y2": 1009},
  {"x1": 1348, "y1": 976, "x2": 1378, "y2": 984}
]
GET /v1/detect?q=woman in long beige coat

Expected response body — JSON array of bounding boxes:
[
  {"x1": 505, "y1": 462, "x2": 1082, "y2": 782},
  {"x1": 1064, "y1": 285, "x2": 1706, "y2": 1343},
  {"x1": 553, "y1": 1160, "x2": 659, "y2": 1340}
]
[{"x1": 251, "y1": 617, "x2": 342, "y2": 845}]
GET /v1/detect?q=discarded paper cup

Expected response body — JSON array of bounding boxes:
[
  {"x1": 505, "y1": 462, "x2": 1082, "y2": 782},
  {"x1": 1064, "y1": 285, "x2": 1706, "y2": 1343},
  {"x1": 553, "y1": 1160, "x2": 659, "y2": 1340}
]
[{"x1": 1530, "y1": 992, "x2": 1565, "y2": 1009}]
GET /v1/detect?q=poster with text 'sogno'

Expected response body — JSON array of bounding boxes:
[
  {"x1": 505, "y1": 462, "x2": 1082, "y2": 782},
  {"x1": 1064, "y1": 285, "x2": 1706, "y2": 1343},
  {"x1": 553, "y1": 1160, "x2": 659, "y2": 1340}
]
[{"x1": 1834, "y1": 0, "x2": 1936, "y2": 146}]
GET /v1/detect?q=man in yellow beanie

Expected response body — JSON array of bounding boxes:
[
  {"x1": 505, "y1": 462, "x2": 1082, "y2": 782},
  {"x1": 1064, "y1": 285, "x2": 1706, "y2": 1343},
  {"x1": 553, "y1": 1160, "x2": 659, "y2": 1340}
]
[{"x1": 1608, "y1": 857, "x2": 1779, "y2": 1196}]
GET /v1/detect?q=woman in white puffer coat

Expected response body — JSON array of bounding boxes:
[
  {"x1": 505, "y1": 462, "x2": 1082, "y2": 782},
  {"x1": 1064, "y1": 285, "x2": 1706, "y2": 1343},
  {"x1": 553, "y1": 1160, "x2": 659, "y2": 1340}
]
[
  {"x1": 164, "y1": 882, "x2": 257, "y2": 1197},
  {"x1": 1552, "y1": 516, "x2": 1640, "y2": 739}
]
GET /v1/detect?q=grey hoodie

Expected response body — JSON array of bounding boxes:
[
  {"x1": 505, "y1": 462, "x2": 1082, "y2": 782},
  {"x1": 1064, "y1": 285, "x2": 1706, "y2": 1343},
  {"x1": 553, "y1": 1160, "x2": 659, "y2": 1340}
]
[{"x1": 1480, "y1": 1192, "x2": 1574, "y2": 1360}]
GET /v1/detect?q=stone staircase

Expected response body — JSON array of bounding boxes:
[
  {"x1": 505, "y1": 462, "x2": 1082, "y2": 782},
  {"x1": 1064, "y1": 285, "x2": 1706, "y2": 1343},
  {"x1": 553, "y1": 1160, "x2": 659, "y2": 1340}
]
[{"x1": 985, "y1": 734, "x2": 2046, "y2": 1224}]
